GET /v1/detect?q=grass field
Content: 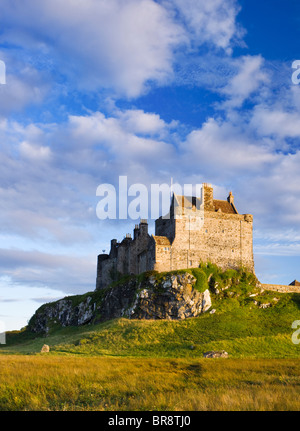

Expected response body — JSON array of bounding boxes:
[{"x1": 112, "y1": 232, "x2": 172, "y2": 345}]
[
  {"x1": 1, "y1": 266, "x2": 300, "y2": 411},
  {"x1": 0, "y1": 356, "x2": 300, "y2": 411}
]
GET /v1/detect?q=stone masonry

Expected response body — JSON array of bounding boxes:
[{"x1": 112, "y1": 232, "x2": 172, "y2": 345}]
[{"x1": 96, "y1": 183, "x2": 255, "y2": 290}]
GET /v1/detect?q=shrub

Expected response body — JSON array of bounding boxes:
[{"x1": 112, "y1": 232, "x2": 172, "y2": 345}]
[{"x1": 189, "y1": 268, "x2": 208, "y2": 292}]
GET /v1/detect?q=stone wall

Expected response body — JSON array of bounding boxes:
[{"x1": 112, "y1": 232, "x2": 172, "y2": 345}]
[
  {"x1": 153, "y1": 209, "x2": 254, "y2": 274},
  {"x1": 261, "y1": 284, "x2": 300, "y2": 293},
  {"x1": 96, "y1": 221, "x2": 152, "y2": 290}
]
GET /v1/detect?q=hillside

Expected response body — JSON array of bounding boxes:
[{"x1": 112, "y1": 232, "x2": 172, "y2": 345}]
[{"x1": 2, "y1": 263, "x2": 300, "y2": 359}]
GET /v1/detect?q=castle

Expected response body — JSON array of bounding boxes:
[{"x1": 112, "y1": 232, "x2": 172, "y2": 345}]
[{"x1": 96, "y1": 183, "x2": 254, "y2": 290}]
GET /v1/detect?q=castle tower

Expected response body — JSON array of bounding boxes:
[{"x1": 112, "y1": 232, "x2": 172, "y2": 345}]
[{"x1": 139, "y1": 219, "x2": 148, "y2": 235}]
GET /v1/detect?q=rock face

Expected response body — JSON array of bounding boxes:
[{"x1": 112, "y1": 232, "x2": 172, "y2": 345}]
[
  {"x1": 125, "y1": 273, "x2": 210, "y2": 320},
  {"x1": 29, "y1": 296, "x2": 96, "y2": 334},
  {"x1": 28, "y1": 272, "x2": 212, "y2": 334}
]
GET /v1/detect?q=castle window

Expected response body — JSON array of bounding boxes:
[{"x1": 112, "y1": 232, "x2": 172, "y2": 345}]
[
  {"x1": 189, "y1": 260, "x2": 192, "y2": 266},
  {"x1": 205, "y1": 229, "x2": 208, "y2": 233}
]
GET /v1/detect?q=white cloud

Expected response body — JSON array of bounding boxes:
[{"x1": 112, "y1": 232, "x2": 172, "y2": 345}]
[
  {"x1": 164, "y1": 0, "x2": 244, "y2": 52},
  {"x1": 220, "y1": 55, "x2": 269, "y2": 108},
  {"x1": 1, "y1": 0, "x2": 185, "y2": 98},
  {"x1": 65, "y1": 110, "x2": 176, "y2": 171},
  {"x1": 181, "y1": 117, "x2": 276, "y2": 175},
  {"x1": 117, "y1": 109, "x2": 173, "y2": 135},
  {"x1": 0, "y1": 108, "x2": 178, "y2": 249},
  {"x1": 0, "y1": 0, "x2": 246, "y2": 99},
  {"x1": 250, "y1": 107, "x2": 300, "y2": 138},
  {"x1": 0, "y1": 68, "x2": 49, "y2": 117},
  {"x1": 19, "y1": 141, "x2": 51, "y2": 161}
]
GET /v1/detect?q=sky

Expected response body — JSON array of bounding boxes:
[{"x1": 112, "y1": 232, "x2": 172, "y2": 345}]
[{"x1": 0, "y1": 0, "x2": 300, "y2": 331}]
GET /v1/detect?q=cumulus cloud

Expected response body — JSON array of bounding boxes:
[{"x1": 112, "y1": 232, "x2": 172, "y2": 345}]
[
  {"x1": 0, "y1": 0, "x2": 246, "y2": 99},
  {"x1": 61, "y1": 109, "x2": 177, "y2": 181},
  {"x1": 0, "y1": 108, "x2": 178, "y2": 250},
  {"x1": 0, "y1": 62, "x2": 49, "y2": 117},
  {"x1": 250, "y1": 107, "x2": 300, "y2": 139},
  {"x1": 180, "y1": 117, "x2": 277, "y2": 176},
  {"x1": 19, "y1": 141, "x2": 51, "y2": 161},
  {"x1": 219, "y1": 55, "x2": 269, "y2": 108},
  {"x1": 164, "y1": 0, "x2": 244, "y2": 52},
  {"x1": 0, "y1": 0, "x2": 186, "y2": 98}
]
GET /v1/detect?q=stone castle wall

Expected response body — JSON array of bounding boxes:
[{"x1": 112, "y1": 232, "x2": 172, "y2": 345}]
[
  {"x1": 261, "y1": 284, "x2": 300, "y2": 293},
  {"x1": 96, "y1": 221, "x2": 152, "y2": 290},
  {"x1": 153, "y1": 201, "x2": 254, "y2": 273}
]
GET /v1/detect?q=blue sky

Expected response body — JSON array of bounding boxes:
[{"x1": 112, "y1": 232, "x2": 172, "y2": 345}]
[{"x1": 0, "y1": 0, "x2": 300, "y2": 331}]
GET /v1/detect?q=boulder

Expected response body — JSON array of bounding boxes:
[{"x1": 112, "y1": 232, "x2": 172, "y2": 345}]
[
  {"x1": 203, "y1": 350, "x2": 228, "y2": 358},
  {"x1": 202, "y1": 289, "x2": 212, "y2": 312},
  {"x1": 41, "y1": 344, "x2": 50, "y2": 353}
]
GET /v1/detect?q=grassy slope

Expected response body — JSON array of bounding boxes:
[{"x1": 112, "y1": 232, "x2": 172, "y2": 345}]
[{"x1": 1, "y1": 264, "x2": 300, "y2": 359}]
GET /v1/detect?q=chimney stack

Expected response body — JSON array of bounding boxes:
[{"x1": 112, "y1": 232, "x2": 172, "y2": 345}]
[
  {"x1": 227, "y1": 191, "x2": 234, "y2": 204},
  {"x1": 202, "y1": 183, "x2": 214, "y2": 211}
]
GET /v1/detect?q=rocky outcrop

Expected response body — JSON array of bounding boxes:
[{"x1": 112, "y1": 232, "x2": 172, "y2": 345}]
[
  {"x1": 124, "y1": 273, "x2": 210, "y2": 320},
  {"x1": 28, "y1": 295, "x2": 96, "y2": 334},
  {"x1": 28, "y1": 272, "x2": 212, "y2": 334}
]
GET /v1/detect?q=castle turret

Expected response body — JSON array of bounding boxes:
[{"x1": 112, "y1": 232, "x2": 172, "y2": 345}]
[
  {"x1": 139, "y1": 219, "x2": 148, "y2": 235},
  {"x1": 110, "y1": 239, "x2": 118, "y2": 258},
  {"x1": 134, "y1": 224, "x2": 139, "y2": 240}
]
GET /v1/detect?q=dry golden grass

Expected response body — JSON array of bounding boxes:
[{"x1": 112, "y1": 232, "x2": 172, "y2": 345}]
[{"x1": 0, "y1": 355, "x2": 300, "y2": 411}]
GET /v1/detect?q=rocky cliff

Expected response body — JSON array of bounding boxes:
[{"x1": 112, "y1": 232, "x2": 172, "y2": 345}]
[{"x1": 28, "y1": 271, "x2": 212, "y2": 334}]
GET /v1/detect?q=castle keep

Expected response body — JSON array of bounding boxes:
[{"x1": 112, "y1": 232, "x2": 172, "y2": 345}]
[{"x1": 96, "y1": 183, "x2": 254, "y2": 290}]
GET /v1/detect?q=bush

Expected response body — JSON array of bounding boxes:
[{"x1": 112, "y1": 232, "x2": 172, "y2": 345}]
[{"x1": 189, "y1": 268, "x2": 208, "y2": 292}]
